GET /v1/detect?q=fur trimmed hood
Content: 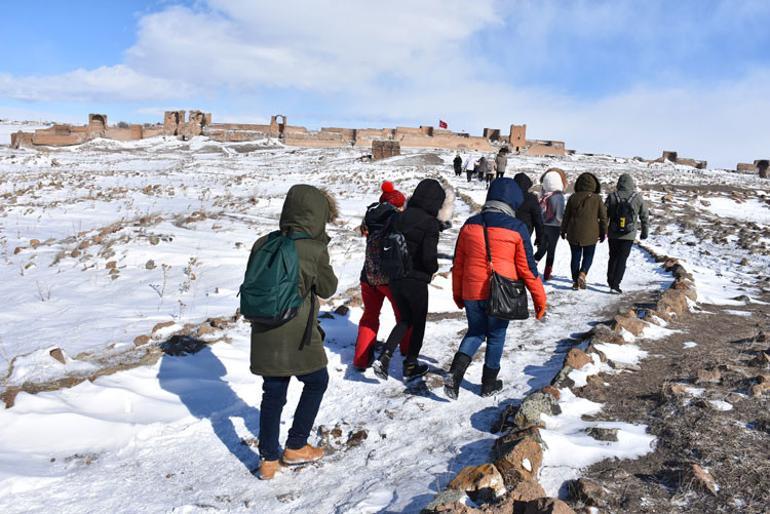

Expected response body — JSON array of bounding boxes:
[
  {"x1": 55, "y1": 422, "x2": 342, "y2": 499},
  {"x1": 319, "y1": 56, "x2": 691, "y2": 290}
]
[{"x1": 437, "y1": 185, "x2": 455, "y2": 224}]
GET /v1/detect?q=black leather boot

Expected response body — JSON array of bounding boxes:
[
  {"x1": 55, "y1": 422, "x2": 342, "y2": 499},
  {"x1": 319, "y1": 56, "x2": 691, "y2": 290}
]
[
  {"x1": 444, "y1": 352, "x2": 472, "y2": 400},
  {"x1": 480, "y1": 365, "x2": 503, "y2": 397},
  {"x1": 402, "y1": 358, "x2": 429, "y2": 380}
]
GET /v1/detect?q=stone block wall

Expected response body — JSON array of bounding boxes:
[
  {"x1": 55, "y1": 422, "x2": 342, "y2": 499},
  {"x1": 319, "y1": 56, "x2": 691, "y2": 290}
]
[{"x1": 372, "y1": 140, "x2": 401, "y2": 160}]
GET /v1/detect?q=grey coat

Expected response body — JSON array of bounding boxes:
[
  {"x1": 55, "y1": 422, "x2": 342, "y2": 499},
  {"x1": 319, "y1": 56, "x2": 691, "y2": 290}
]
[{"x1": 605, "y1": 174, "x2": 649, "y2": 241}]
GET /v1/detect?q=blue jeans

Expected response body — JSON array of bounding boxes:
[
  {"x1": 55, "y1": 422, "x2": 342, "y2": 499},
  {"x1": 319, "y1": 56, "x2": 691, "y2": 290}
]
[
  {"x1": 570, "y1": 244, "x2": 596, "y2": 282},
  {"x1": 259, "y1": 367, "x2": 329, "y2": 461},
  {"x1": 457, "y1": 300, "x2": 510, "y2": 369}
]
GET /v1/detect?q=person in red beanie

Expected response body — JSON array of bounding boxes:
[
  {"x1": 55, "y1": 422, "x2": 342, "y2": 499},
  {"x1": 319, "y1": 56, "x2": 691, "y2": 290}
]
[{"x1": 352, "y1": 181, "x2": 411, "y2": 370}]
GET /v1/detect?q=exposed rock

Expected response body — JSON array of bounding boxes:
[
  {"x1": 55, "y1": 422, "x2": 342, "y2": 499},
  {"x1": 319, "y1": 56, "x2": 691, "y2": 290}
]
[
  {"x1": 691, "y1": 464, "x2": 719, "y2": 496},
  {"x1": 657, "y1": 289, "x2": 690, "y2": 317},
  {"x1": 565, "y1": 348, "x2": 592, "y2": 370},
  {"x1": 513, "y1": 497, "x2": 576, "y2": 514},
  {"x1": 541, "y1": 385, "x2": 561, "y2": 401},
  {"x1": 749, "y1": 349, "x2": 770, "y2": 368},
  {"x1": 585, "y1": 427, "x2": 618, "y2": 442},
  {"x1": 423, "y1": 489, "x2": 469, "y2": 513},
  {"x1": 49, "y1": 348, "x2": 66, "y2": 364},
  {"x1": 591, "y1": 324, "x2": 626, "y2": 345},
  {"x1": 133, "y1": 335, "x2": 151, "y2": 346},
  {"x1": 152, "y1": 321, "x2": 176, "y2": 335},
  {"x1": 585, "y1": 344, "x2": 607, "y2": 363},
  {"x1": 30, "y1": 239, "x2": 41, "y2": 248},
  {"x1": 514, "y1": 392, "x2": 561, "y2": 429},
  {"x1": 508, "y1": 480, "x2": 546, "y2": 502},
  {"x1": 550, "y1": 366, "x2": 575, "y2": 389},
  {"x1": 346, "y1": 429, "x2": 368, "y2": 448},
  {"x1": 160, "y1": 335, "x2": 206, "y2": 356},
  {"x1": 667, "y1": 383, "x2": 690, "y2": 396},
  {"x1": 614, "y1": 312, "x2": 646, "y2": 337},
  {"x1": 695, "y1": 368, "x2": 722, "y2": 384},
  {"x1": 145, "y1": 259, "x2": 156, "y2": 270},
  {"x1": 448, "y1": 463, "x2": 506, "y2": 503},
  {"x1": 569, "y1": 478, "x2": 611, "y2": 507},
  {"x1": 196, "y1": 323, "x2": 217, "y2": 336},
  {"x1": 493, "y1": 435, "x2": 543, "y2": 486},
  {"x1": 105, "y1": 260, "x2": 117, "y2": 270}
]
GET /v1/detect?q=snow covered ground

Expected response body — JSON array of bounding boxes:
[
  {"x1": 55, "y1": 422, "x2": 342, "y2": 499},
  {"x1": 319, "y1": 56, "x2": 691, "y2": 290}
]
[{"x1": 0, "y1": 135, "x2": 768, "y2": 512}]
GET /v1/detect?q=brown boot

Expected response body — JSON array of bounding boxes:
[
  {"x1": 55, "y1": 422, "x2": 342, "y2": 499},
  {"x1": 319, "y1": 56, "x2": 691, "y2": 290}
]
[
  {"x1": 578, "y1": 271, "x2": 587, "y2": 289},
  {"x1": 282, "y1": 444, "x2": 324, "y2": 465},
  {"x1": 258, "y1": 460, "x2": 282, "y2": 480}
]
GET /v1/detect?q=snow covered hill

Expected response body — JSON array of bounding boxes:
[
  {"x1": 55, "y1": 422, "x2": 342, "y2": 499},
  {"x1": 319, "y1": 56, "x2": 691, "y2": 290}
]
[{"x1": 0, "y1": 136, "x2": 767, "y2": 513}]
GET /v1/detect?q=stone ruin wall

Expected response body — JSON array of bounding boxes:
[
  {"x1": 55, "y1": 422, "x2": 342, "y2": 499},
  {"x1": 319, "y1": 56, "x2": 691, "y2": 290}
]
[{"x1": 10, "y1": 112, "x2": 569, "y2": 157}]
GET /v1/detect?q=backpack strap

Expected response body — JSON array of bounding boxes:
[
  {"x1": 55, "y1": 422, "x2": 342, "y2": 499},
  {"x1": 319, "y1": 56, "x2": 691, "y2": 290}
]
[
  {"x1": 480, "y1": 215, "x2": 495, "y2": 272},
  {"x1": 299, "y1": 289, "x2": 316, "y2": 350}
]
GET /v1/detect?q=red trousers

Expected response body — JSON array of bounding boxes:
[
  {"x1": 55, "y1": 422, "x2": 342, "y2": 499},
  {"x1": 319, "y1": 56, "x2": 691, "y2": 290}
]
[{"x1": 353, "y1": 282, "x2": 411, "y2": 369}]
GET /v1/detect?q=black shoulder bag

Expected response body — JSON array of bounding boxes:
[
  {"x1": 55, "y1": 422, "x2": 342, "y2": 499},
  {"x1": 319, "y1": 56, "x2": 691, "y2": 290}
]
[{"x1": 481, "y1": 217, "x2": 530, "y2": 320}]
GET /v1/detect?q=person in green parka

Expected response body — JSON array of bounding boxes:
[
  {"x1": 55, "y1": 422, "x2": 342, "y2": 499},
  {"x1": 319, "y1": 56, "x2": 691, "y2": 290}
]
[
  {"x1": 561, "y1": 172, "x2": 608, "y2": 290},
  {"x1": 250, "y1": 184, "x2": 339, "y2": 480}
]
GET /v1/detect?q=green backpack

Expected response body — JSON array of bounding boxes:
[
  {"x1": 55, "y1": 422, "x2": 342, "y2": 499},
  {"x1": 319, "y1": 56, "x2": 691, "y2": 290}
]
[{"x1": 240, "y1": 230, "x2": 311, "y2": 327}]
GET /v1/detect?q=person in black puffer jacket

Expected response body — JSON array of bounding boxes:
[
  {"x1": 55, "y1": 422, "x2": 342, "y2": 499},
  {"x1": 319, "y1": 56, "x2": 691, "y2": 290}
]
[
  {"x1": 513, "y1": 173, "x2": 545, "y2": 247},
  {"x1": 373, "y1": 178, "x2": 450, "y2": 381}
]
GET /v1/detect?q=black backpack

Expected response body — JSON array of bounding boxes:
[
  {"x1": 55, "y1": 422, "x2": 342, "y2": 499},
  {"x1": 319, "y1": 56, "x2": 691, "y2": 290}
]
[
  {"x1": 378, "y1": 213, "x2": 412, "y2": 280},
  {"x1": 609, "y1": 192, "x2": 638, "y2": 235}
]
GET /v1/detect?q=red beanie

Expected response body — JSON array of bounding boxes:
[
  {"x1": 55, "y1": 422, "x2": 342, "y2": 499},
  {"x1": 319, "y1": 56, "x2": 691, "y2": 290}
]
[{"x1": 379, "y1": 181, "x2": 405, "y2": 208}]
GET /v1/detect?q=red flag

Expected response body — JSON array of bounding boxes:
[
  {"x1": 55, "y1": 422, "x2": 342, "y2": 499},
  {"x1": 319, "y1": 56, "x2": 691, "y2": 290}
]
[{"x1": 439, "y1": 120, "x2": 448, "y2": 129}]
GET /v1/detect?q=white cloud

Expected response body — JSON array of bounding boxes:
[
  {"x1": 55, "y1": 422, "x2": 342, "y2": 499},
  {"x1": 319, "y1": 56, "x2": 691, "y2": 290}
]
[{"x1": 0, "y1": 65, "x2": 193, "y2": 103}]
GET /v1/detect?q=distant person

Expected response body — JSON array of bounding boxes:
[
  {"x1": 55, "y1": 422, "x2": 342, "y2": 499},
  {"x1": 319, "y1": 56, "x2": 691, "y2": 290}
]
[
  {"x1": 485, "y1": 158, "x2": 496, "y2": 188},
  {"x1": 453, "y1": 154, "x2": 463, "y2": 177},
  {"x1": 605, "y1": 174, "x2": 649, "y2": 294},
  {"x1": 561, "y1": 172, "x2": 608, "y2": 290},
  {"x1": 248, "y1": 185, "x2": 338, "y2": 480},
  {"x1": 495, "y1": 148, "x2": 508, "y2": 179},
  {"x1": 464, "y1": 154, "x2": 477, "y2": 182},
  {"x1": 476, "y1": 156, "x2": 491, "y2": 186},
  {"x1": 446, "y1": 178, "x2": 546, "y2": 399},
  {"x1": 373, "y1": 179, "x2": 452, "y2": 380},
  {"x1": 353, "y1": 181, "x2": 410, "y2": 370},
  {"x1": 534, "y1": 168, "x2": 568, "y2": 281},
  {"x1": 512, "y1": 173, "x2": 545, "y2": 249}
]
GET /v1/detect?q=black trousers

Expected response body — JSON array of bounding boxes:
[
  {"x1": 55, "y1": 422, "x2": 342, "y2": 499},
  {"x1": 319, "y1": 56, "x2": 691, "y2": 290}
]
[
  {"x1": 534, "y1": 225, "x2": 561, "y2": 268},
  {"x1": 496, "y1": 172, "x2": 505, "y2": 179},
  {"x1": 466, "y1": 170, "x2": 474, "y2": 182},
  {"x1": 607, "y1": 239, "x2": 634, "y2": 288},
  {"x1": 383, "y1": 278, "x2": 429, "y2": 360}
]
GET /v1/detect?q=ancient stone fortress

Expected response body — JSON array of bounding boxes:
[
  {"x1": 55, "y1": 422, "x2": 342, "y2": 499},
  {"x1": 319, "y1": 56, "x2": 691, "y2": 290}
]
[{"x1": 9, "y1": 111, "x2": 568, "y2": 157}]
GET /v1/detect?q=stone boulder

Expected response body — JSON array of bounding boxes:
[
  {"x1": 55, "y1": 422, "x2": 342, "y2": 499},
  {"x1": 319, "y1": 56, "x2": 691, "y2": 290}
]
[
  {"x1": 512, "y1": 497, "x2": 576, "y2": 514},
  {"x1": 493, "y1": 435, "x2": 543, "y2": 486},
  {"x1": 614, "y1": 311, "x2": 646, "y2": 337},
  {"x1": 514, "y1": 392, "x2": 561, "y2": 430},
  {"x1": 448, "y1": 463, "x2": 506, "y2": 503},
  {"x1": 565, "y1": 348, "x2": 592, "y2": 370}
]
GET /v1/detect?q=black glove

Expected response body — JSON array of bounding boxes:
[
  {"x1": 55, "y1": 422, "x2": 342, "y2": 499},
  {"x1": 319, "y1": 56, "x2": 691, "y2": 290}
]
[
  {"x1": 560, "y1": 232, "x2": 566, "y2": 240},
  {"x1": 599, "y1": 233, "x2": 606, "y2": 243},
  {"x1": 640, "y1": 227, "x2": 649, "y2": 240}
]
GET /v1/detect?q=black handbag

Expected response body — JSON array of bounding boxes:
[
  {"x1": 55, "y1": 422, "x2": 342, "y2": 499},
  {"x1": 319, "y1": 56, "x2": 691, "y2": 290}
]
[{"x1": 481, "y1": 218, "x2": 530, "y2": 320}]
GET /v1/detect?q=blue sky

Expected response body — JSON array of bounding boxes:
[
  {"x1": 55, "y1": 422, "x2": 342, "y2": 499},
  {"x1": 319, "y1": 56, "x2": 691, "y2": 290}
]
[{"x1": 2, "y1": 0, "x2": 770, "y2": 167}]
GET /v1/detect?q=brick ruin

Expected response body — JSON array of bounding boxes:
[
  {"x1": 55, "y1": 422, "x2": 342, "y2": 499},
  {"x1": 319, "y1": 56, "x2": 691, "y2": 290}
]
[
  {"x1": 9, "y1": 112, "x2": 570, "y2": 157},
  {"x1": 655, "y1": 150, "x2": 708, "y2": 169},
  {"x1": 372, "y1": 140, "x2": 401, "y2": 160}
]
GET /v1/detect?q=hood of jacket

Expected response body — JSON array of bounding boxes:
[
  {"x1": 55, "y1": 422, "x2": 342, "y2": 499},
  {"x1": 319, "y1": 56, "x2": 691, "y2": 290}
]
[
  {"x1": 541, "y1": 169, "x2": 565, "y2": 193},
  {"x1": 408, "y1": 178, "x2": 446, "y2": 217},
  {"x1": 485, "y1": 176, "x2": 523, "y2": 211},
  {"x1": 616, "y1": 173, "x2": 636, "y2": 195},
  {"x1": 279, "y1": 184, "x2": 337, "y2": 241},
  {"x1": 574, "y1": 172, "x2": 601, "y2": 194},
  {"x1": 513, "y1": 173, "x2": 533, "y2": 193}
]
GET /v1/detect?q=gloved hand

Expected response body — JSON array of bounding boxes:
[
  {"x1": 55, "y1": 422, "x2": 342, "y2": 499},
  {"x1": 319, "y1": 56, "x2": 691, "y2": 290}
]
[
  {"x1": 560, "y1": 232, "x2": 566, "y2": 240},
  {"x1": 535, "y1": 305, "x2": 547, "y2": 320},
  {"x1": 454, "y1": 297, "x2": 465, "y2": 310},
  {"x1": 640, "y1": 228, "x2": 649, "y2": 240},
  {"x1": 599, "y1": 233, "x2": 606, "y2": 243}
]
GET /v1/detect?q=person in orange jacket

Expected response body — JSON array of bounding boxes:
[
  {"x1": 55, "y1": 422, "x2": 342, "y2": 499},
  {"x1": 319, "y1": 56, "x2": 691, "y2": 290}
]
[{"x1": 445, "y1": 177, "x2": 547, "y2": 399}]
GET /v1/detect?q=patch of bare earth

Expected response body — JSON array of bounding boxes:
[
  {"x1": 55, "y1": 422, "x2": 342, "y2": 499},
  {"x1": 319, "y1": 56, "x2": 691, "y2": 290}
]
[{"x1": 567, "y1": 294, "x2": 770, "y2": 513}]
